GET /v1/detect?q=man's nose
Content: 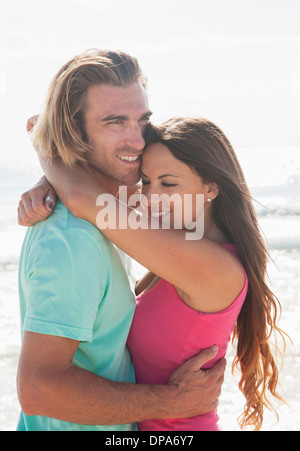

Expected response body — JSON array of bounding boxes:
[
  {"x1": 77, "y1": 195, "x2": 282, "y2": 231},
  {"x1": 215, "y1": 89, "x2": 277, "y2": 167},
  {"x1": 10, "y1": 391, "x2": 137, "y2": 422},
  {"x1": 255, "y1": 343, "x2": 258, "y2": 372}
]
[{"x1": 125, "y1": 124, "x2": 146, "y2": 150}]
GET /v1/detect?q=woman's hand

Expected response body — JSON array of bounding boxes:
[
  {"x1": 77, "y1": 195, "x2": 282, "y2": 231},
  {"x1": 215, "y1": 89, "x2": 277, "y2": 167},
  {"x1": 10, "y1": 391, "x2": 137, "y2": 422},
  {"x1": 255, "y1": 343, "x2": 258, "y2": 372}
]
[
  {"x1": 18, "y1": 176, "x2": 57, "y2": 227},
  {"x1": 19, "y1": 114, "x2": 57, "y2": 226}
]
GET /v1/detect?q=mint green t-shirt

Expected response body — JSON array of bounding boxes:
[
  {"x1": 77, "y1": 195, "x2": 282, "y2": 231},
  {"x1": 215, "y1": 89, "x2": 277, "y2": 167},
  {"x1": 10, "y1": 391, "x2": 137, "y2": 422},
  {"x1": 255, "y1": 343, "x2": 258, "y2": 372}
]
[{"x1": 17, "y1": 200, "x2": 137, "y2": 431}]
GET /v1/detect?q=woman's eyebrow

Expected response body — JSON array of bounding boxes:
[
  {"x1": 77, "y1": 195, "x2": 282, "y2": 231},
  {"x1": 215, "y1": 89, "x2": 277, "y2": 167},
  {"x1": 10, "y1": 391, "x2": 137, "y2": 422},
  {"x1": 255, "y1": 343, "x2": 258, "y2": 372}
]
[
  {"x1": 140, "y1": 171, "x2": 180, "y2": 179},
  {"x1": 158, "y1": 174, "x2": 180, "y2": 179}
]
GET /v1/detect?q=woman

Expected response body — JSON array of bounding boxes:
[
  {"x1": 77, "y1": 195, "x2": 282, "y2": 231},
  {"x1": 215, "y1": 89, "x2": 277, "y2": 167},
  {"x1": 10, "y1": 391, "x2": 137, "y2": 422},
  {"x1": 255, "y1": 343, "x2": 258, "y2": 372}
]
[{"x1": 19, "y1": 117, "x2": 285, "y2": 431}]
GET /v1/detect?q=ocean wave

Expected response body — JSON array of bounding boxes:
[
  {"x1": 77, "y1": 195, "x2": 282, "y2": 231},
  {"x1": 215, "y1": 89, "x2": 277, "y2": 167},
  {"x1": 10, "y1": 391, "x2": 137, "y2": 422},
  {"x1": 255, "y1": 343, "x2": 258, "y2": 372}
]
[
  {"x1": 0, "y1": 258, "x2": 19, "y2": 272},
  {"x1": 256, "y1": 206, "x2": 300, "y2": 217},
  {"x1": 268, "y1": 236, "x2": 300, "y2": 251},
  {"x1": 252, "y1": 181, "x2": 300, "y2": 217}
]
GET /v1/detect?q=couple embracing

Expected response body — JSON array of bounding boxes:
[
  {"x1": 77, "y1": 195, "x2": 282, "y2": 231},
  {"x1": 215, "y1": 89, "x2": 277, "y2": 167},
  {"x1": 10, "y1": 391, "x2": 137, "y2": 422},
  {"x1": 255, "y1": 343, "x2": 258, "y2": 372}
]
[{"x1": 17, "y1": 49, "x2": 284, "y2": 431}]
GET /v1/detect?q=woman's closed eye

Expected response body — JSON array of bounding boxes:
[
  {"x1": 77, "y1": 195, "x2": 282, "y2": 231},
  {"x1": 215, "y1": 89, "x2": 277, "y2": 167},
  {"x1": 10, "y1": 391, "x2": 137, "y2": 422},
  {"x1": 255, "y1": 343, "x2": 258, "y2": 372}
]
[{"x1": 161, "y1": 182, "x2": 178, "y2": 187}]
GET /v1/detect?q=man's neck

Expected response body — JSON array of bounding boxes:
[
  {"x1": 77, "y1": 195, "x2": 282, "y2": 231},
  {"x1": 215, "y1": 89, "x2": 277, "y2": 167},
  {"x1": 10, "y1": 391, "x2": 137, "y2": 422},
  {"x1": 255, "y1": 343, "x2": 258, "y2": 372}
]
[
  {"x1": 91, "y1": 171, "x2": 120, "y2": 197},
  {"x1": 90, "y1": 167, "x2": 141, "y2": 200}
]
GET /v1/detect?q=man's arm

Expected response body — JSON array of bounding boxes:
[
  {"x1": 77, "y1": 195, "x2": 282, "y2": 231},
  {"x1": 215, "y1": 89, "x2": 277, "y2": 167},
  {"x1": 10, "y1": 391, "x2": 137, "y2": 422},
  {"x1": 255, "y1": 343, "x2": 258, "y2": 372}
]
[{"x1": 18, "y1": 331, "x2": 224, "y2": 425}]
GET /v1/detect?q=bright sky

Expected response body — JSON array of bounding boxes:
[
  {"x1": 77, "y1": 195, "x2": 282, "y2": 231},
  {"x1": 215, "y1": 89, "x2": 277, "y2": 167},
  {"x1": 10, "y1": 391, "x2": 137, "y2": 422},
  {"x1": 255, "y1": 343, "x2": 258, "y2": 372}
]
[{"x1": 0, "y1": 0, "x2": 300, "y2": 165}]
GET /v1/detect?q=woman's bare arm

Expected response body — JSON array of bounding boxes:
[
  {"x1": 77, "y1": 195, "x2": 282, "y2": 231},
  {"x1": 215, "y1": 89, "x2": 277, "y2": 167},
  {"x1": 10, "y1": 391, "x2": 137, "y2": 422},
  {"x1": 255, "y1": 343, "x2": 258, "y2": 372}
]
[{"x1": 40, "y1": 156, "x2": 245, "y2": 310}]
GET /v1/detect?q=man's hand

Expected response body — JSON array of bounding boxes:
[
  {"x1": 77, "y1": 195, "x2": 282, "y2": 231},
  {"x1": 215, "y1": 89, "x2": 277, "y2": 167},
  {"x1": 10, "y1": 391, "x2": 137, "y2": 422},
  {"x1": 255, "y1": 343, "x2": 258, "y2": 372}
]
[
  {"x1": 18, "y1": 332, "x2": 226, "y2": 426},
  {"x1": 18, "y1": 176, "x2": 57, "y2": 227},
  {"x1": 166, "y1": 346, "x2": 226, "y2": 418}
]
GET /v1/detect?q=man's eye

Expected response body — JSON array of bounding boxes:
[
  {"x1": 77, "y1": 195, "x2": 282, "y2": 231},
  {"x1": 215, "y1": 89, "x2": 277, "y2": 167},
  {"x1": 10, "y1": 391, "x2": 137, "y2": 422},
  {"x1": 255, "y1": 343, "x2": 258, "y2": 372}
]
[{"x1": 109, "y1": 120, "x2": 123, "y2": 125}]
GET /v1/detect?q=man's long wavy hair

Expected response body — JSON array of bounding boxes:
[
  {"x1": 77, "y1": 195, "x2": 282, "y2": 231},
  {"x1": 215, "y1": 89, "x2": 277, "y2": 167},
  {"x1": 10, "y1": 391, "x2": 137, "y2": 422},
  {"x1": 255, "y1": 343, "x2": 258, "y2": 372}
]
[
  {"x1": 146, "y1": 117, "x2": 287, "y2": 431},
  {"x1": 30, "y1": 49, "x2": 147, "y2": 167}
]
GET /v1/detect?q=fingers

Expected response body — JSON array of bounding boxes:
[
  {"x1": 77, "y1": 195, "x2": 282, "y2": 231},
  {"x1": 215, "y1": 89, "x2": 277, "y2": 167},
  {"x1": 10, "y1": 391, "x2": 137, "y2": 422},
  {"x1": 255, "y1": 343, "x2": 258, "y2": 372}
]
[
  {"x1": 18, "y1": 203, "x2": 40, "y2": 228},
  {"x1": 205, "y1": 357, "x2": 227, "y2": 384},
  {"x1": 200, "y1": 360, "x2": 226, "y2": 414},
  {"x1": 18, "y1": 190, "x2": 54, "y2": 227},
  {"x1": 17, "y1": 177, "x2": 58, "y2": 227},
  {"x1": 44, "y1": 189, "x2": 57, "y2": 212},
  {"x1": 185, "y1": 345, "x2": 219, "y2": 372},
  {"x1": 166, "y1": 347, "x2": 226, "y2": 418},
  {"x1": 193, "y1": 355, "x2": 226, "y2": 413}
]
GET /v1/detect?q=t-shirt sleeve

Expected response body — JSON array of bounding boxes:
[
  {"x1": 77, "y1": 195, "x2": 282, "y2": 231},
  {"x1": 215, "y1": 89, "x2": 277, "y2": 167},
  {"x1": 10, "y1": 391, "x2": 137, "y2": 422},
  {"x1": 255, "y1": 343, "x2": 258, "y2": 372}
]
[{"x1": 23, "y1": 228, "x2": 106, "y2": 342}]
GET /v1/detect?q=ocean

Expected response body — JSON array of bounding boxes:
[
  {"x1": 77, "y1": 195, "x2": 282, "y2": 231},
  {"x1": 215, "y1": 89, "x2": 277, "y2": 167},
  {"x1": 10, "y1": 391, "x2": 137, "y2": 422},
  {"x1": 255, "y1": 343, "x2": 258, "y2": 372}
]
[{"x1": 0, "y1": 147, "x2": 299, "y2": 431}]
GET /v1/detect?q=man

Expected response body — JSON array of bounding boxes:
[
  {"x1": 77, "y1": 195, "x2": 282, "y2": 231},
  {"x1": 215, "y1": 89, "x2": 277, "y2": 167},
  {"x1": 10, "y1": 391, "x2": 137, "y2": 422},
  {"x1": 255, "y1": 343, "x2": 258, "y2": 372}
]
[{"x1": 17, "y1": 49, "x2": 225, "y2": 431}]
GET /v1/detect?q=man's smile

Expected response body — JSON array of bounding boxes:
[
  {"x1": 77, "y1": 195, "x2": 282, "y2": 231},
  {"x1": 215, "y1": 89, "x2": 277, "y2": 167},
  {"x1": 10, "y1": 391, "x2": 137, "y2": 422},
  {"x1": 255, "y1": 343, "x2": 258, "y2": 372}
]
[{"x1": 117, "y1": 154, "x2": 142, "y2": 163}]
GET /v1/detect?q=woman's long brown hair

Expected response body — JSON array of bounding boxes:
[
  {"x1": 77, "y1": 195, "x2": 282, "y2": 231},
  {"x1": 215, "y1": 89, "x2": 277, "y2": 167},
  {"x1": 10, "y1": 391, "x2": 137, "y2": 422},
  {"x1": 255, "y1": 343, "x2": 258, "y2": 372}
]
[{"x1": 146, "y1": 117, "x2": 287, "y2": 430}]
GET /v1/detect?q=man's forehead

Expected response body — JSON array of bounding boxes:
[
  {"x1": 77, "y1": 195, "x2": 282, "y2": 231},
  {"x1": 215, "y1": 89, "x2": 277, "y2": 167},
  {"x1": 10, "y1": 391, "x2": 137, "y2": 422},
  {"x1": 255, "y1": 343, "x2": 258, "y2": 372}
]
[{"x1": 86, "y1": 83, "x2": 149, "y2": 116}]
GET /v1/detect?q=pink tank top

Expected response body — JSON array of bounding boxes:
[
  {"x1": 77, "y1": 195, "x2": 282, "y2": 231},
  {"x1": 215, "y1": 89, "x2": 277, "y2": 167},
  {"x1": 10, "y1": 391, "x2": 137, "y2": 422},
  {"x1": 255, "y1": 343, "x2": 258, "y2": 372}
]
[{"x1": 127, "y1": 244, "x2": 248, "y2": 431}]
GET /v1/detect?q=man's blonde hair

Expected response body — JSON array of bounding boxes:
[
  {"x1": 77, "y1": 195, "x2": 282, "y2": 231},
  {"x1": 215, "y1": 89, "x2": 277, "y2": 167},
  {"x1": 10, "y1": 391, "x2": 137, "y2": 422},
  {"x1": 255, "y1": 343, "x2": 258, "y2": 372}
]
[{"x1": 31, "y1": 49, "x2": 147, "y2": 167}]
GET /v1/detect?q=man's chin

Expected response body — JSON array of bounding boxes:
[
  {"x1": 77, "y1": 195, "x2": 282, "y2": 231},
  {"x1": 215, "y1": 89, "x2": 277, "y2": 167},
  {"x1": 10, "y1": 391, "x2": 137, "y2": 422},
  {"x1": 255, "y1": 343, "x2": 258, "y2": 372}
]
[{"x1": 118, "y1": 172, "x2": 141, "y2": 186}]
